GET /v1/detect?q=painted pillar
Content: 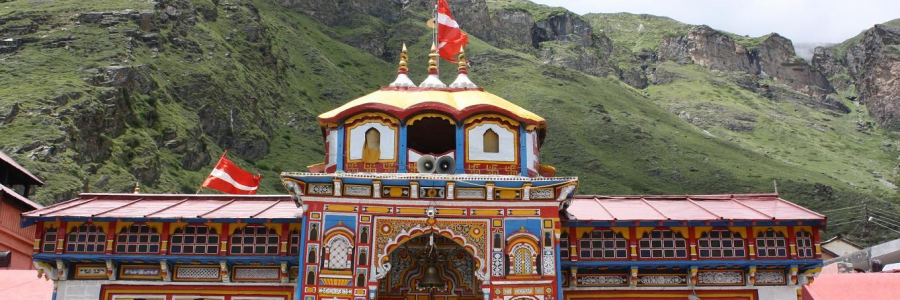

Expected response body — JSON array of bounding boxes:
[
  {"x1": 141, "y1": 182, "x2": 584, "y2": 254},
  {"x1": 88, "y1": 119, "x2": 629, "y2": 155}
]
[
  {"x1": 456, "y1": 123, "x2": 465, "y2": 174},
  {"x1": 399, "y1": 125, "x2": 408, "y2": 172},
  {"x1": 518, "y1": 126, "x2": 528, "y2": 176},
  {"x1": 336, "y1": 125, "x2": 345, "y2": 172},
  {"x1": 296, "y1": 217, "x2": 308, "y2": 300}
]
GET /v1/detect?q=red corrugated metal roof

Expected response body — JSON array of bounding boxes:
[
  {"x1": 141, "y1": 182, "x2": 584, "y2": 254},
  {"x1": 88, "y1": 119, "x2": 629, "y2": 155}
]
[
  {"x1": 0, "y1": 151, "x2": 43, "y2": 186},
  {"x1": 23, "y1": 193, "x2": 299, "y2": 220},
  {"x1": 565, "y1": 194, "x2": 824, "y2": 222},
  {"x1": 0, "y1": 270, "x2": 54, "y2": 300},
  {"x1": 0, "y1": 183, "x2": 42, "y2": 210}
]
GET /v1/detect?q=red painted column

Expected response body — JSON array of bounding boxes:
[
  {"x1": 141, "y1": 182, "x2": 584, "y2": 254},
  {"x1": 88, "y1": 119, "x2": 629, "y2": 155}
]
[
  {"x1": 630, "y1": 227, "x2": 638, "y2": 261},
  {"x1": 280, "y1": 223, "x2": 289, "y2": 255},
  {"x1": 568, "y1": 226, "x2": 577, "y2": 262},
  {"x1": 160, "y1": 223, "x2": 170, "y2": 255},
  {"x1": 812, "y1": 226, "x2": 821, "y2": 259},
  {"x1": 788, "y1": 226, "x2": 797, "y2": 259},
  {"x1": 220, "y1": 223, "x2": 229, "y2": 256},
  {"x1": 56, "y1": 221, "x2": 67, "y2": 254},
  {"x1": 32, "y1": 221, "x2": 44, "y2": 254},
  {"x1": 747, "y1": 225, "x2": 755, "y2": 260},
  {"x1": 688, "y1": 227, "x2": 697, "y2": 261},
  {"x1": 106, "y1": 221, "x2": 116, "y2": 254}
]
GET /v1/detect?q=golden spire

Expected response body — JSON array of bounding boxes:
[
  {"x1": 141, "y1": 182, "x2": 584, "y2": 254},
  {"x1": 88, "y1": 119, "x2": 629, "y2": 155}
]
[
  {"x1": 398, "y1": 43, "x2": 409, "y2": 74},
  {"x1": 428, "y1": 42, "x2": 439, "y2": 75},
  {"x1": 133, "y1": 182, "x2": 141, "y2": 194},
  {"x1": 457, "y1": 46, "x2": 468, "y2": 75}
]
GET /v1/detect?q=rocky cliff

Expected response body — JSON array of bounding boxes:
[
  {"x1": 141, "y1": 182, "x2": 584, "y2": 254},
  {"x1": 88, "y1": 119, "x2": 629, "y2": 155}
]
[{"x1": 817, "y1": 24, "x2": 900, "y2": 129}]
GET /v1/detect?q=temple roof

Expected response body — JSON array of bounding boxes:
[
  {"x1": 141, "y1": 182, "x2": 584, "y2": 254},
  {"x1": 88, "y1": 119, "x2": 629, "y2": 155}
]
[
  {"x1": 564, "y1": 194, "x2": 825, "y2": 222},
  {"x1": 0, "y1": 151, "x2": 43, "y2": 186},
  {"x1": 22, "y1": 193, "x2": 298, "y2": 221},
  {"x1": 317, "y1": 89, "x2": 547, "y2": 128},
  {"x1": 0, "y1": 183, "x2": 42, "y2": 210}
]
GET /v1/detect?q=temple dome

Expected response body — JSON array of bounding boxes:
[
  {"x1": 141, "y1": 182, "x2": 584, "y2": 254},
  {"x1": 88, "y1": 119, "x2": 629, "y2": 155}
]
[{"x1": 317, "y1": 88, "x2": 547, "y2": 131}]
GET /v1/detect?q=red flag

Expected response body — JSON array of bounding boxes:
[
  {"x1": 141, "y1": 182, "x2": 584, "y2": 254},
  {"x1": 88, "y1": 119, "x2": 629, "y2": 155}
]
[
  {"x1": 201, "y1": 151, "x2": 261, "y2": 194},
  {"x1": 437, "y1": 0, "x2": 468, "y2": 62}
]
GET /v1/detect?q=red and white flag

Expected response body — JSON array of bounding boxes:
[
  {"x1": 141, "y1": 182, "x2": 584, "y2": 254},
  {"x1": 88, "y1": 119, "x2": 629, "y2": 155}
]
[
  {"x1": 437, "y1": 0, "x2": 468, "y2": 62},
  {"x1": 201, "y1": 151, "x2": 261, "y2": 194}
]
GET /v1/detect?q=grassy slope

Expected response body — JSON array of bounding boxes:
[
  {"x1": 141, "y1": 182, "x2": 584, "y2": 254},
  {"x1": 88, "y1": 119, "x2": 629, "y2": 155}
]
[{"x1": 2, "y1": 0, "x2": 899, "y2": 242}]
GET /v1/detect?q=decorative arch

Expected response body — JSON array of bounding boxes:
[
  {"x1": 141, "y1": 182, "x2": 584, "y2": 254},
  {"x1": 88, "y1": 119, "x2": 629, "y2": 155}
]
[
  {"x1": 505, "y1": 231, "x2": 539, "y2": 276},
  {"x1": 345, "y1": 115, "x2": 398, "y2": 163},
  {"x1": 323, "y1": 226, "x2": 354, "y2": 270},
  {"x1": 374, "y1": 222, "x2": 488, "y2": 281}
]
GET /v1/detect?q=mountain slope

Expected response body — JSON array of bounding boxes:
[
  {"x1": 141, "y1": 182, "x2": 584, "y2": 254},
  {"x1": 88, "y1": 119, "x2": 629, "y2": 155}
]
[{"x1": 1, "y1": 0, "x2": 899, "y2": 243}]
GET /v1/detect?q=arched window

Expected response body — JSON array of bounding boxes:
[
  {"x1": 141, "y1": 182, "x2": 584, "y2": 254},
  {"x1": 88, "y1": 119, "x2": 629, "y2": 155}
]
[
  {"x1": 42, "y1": 227, "x2": 58, "y2": 253},
  {"x1": 483, "y1": 129, "x2": 499, "y2": 153},
  {"x1": 543, "y1": 232, "x2": 552, "y2": 248},
  {"x1": 580, "y1": 229, "x2": 628, "y2": 259},
  {"x1": 756, "y1": 229, "x2": 787, "y2": 258},
  {"x1": 493, "y1": 233, "x2": 502, "y2": 249},
  {"x1": 306, "y1": 270, "x2": 316, "y2": 285},
  {"x1": 66, "y1": 224, "x2": 107, "y2": 253},
  {"x1": 559, "y1": 231, "x2": 569, "y2": 259},
  {"x1": 356, "y1": 274, "x2": 366, "y2": 287},
  {"x1": 509, "y1": 243, "x2": 536, "y2": 275},
  {"x1": 358, "y1": 249, "x2": 368, "y2": 265},
  {"x1": 308, "y1": 248, "x2": 317, "y2": 263},
  {"x1": 289, "y1": 230, "x2": 301, "y2": 255},
  {"x1": 325, "y1": 236, "x2": 352, "y2": 270},
  {"x1": 230, "y1": 225, "x2": 279, "y2": 255},
  {"x1": 796, "y1": 231, "x2": 814, "y2": 258},
  {"x1": 309, "y1": 223, "x2": 319, "y2": 241},
  {"x1": 170, "y1": 225, "x2": 219, "y2": 254},
  {"x1": 360, "y1": 227, "x2": 369, "y2": 244},
  {"x1": 115, "y1": 224, "x2": 161, "y2": 253},
  {"x1": 362, "y1": 128, "x2": 381, "y2": 163},
  {"x1": 698, "y1": 230, "x2": 745, "y2": 258},
  {"x1": 638, "y1": 229, "x2": 687, "y2": 259}
]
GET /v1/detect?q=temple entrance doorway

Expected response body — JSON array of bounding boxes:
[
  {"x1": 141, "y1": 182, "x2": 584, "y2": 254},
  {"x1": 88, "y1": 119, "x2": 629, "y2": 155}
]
[{"x1": 376, "y1": 234, "x2": 483, "y2": 300}]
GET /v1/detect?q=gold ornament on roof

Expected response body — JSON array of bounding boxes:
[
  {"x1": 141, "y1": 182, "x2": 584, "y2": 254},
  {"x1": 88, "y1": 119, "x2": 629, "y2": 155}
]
[
  {"x1": 398, "y1": 43, "x2": 409, "y2": 73},
  {"x1": 457, "y1": 46, "x2": 468, "y2": 74},
  {"x1": 428, "y1": 42, "x2": 439, "y2": 74}
]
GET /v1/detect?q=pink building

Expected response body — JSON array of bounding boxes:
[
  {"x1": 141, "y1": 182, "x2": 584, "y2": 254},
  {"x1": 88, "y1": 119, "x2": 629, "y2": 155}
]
[{"x1": 0, "y1": 151, "x2": 44, "y2": 269}]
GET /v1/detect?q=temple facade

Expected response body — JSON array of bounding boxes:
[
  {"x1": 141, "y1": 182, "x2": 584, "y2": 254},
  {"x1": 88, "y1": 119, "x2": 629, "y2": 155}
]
[{"x1": 22, "y1": 46, "x2": 824, "y2": 300}]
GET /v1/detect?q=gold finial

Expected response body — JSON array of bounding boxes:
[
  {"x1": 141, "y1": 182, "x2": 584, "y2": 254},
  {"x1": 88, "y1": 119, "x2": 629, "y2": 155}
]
[
  {"x1": 133, "y1": 182, "x2": 141, "y2": 194},
  {"x1": 428, "y1": 42, "x2": 439, "y2": 75},
  {"x1": 457, "y1": 46, "x2": 467, "y2": 74},
  {"x1": 398, "y1": 43, "x2": 409, "y2": 73},
  {"x1": 519, "y1": 226, "x2": 526, "y2": 232}
]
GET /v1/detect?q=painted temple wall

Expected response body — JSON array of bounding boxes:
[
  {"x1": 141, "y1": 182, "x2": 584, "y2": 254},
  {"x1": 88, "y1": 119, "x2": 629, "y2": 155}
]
[
  {"x1": 55, "y1": 280, "x2": 296, "y2": 300},
  {"x1": 347, "y1": 122, "x2": 396, "y2": 161},
  {"x1": 466, "y1": 123, "x2": 516, "y2": 162}
]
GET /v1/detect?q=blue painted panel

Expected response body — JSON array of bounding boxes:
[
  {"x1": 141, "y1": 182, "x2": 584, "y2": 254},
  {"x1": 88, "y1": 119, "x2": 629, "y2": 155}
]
[
  {"x1": 519, "y1": 126, "x2": 528, "y2": 176},
  {"x1": 456, "y1": 124, "x2": 465, "y2": 174},
  {"x1": 505, "y1": 219, "x2": 542, "y2": 237},
  {"x1": 399, "y1": 125, "x2": 408, "y2": 173},
  {"x1": 336, "y1": 125, "x2": 345, "y2": 172},
  {"x1": 324, "y1": 214, "x2": 357, "y2": 232}
]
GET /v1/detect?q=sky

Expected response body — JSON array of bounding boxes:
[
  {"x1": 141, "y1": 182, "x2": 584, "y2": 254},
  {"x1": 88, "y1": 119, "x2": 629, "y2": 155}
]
[{"x1": 530, "y1": 0, "x2": 900, "y2": 44}]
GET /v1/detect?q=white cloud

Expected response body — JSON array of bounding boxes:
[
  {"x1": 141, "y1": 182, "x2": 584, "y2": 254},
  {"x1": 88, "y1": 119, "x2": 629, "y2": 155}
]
[{"x1": 530, "y1": 0, "x2": 900, "y2": 43}]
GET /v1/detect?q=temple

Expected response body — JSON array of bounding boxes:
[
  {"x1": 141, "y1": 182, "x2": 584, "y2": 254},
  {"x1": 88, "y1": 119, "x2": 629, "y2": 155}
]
[{"x1": 21, "y1": 45, "x2": 825, "y2": 300}]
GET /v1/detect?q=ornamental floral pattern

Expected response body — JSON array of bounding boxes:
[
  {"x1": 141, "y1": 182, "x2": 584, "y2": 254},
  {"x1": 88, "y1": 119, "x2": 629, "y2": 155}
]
[
  {"x1": 541, "y1": 249, "x2": 555, "y2": 276},
  {"x1": 638, "y1": 275, "x2": 686, "y2": 286},
  {"x1": 577, "y1": 275, "x2": 628, "y2": 286},
  {"x1": 756, "y1": 270, "x2": 786, "y2": 284},
  {"x1": 697, "y1": 271, "x2": 744, "y2": 285},
  {"x1": 373, "y1": 217, "x2": 489, "y2": 281}
]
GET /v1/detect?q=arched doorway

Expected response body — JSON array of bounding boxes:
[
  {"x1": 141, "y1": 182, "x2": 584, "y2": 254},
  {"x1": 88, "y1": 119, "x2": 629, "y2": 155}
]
[{"x1": 377, "y1": 234, "x2": 482, "y2": 300}]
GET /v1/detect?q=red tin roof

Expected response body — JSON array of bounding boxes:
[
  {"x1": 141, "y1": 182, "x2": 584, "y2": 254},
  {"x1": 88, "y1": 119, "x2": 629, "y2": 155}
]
[
  {"x1": 0, "y1": 151, "x2": 43, "y2": 186},
  {"x1": 23, "y1": 193, "x2": 298, "y2": 220},
  {"x1": 0, "y1": 270, "x2": 54, "y2": 300},
  {"x1": 0, "y1": 183, "x2": 42, "y2": 210},
  {"x1": 565, "y1": 194, "x2": 824, "y2": 222}
]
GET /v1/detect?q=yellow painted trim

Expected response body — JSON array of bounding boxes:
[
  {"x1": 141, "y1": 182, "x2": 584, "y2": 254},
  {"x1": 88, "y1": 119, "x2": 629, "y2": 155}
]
[
  {"x1": 204, "y1": 223, "x2": 223, "y2": 235},
  {"x1": 794, "y1": 226, "x2": 813, "y2": 235},
  {"x1": 288, "y1": 223, "x2": 302, "y2": 233},
  {"x1": 635, "y1": 227, "x2": 655, "y2": 238},
  {"x1": 669, "y1": 226, "x2": 689, "y2": 238},
  {"x1": 267, "y1": 223, "x2": 283, "y2": 236},
  {"x1": 753, "y1": 226, "x2": 788, "y2": 237},
  {"x1": 169, "y1": 223, "x2": 188, "y2": 235},
  {"x1": 228, "y1": 223, "x2": 248, "y2": 235},
  {"x1": 397, "y1": 207, "x2": 426, "y2": 215},
  {"x1": 611, "y1": 227, "x2": 630, "y2": 240},
  {"x1": 362, "y1": 206, "x2": 391, "y2": 213},
  {"x1": 436, "y1": 208, "x2": 466, "y2": 216},
  {"x1": 694, "y1": 226, "x2": 713, "y2": 238},
  {"x1": 464, "y1": 113, "x2": 520, "y2": 127},
  {"x1": 406, "y1": 113, "x2": 456, "y2": 125},
  {"x1": 472, "y1": 209, "x2": 502, "y2": 216},
  {"x1": 729, "y1": 226, "x2": 748, "y2": 238},
  {"x1": 43, "y1": 221, "x2": 60, "y2": 229},
  {"x1": 507, "y1": 209, "x2": 539, "y2": 216},
  {"x1": 345, "y1": 112, "x2": 399, "y2": 125},
  {"x1": 115, "y1": 222, "x2": 135, "y2": 234},
  {"x1": 325, "y1": 204, "x2": 358, "y2": 212},
  {"x1": 344, "y1": 118, "x2": 399, "y2": 164}
]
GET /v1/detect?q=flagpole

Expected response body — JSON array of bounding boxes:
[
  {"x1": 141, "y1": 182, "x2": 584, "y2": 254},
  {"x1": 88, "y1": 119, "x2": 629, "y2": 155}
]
[
  {"x1": 198, "y1": 150, "x2": 229, "y2": 194},
  {"x1": 433, "y1": 0, "x2": 439, "y2": 76}
]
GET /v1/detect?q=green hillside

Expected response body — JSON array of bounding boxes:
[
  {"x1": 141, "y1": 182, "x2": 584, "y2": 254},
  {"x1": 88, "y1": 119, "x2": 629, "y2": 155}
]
[{"x1": 2, "y1": 0, "x2": 899, "y2": 243}]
